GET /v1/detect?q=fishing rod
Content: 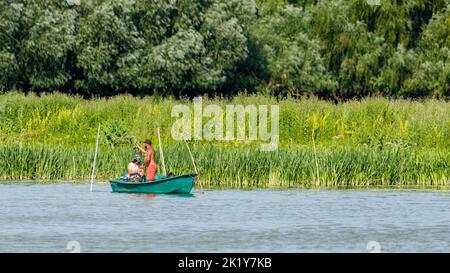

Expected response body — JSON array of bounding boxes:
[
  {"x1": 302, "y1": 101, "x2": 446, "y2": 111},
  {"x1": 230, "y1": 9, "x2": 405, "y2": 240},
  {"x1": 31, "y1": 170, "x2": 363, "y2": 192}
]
[{"x1": 184, "y1": 139, "x2": 204, "y2": 194}]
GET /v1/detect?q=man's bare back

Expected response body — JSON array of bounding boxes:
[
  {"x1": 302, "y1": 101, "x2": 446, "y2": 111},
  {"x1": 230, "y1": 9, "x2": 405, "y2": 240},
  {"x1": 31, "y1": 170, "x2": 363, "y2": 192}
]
[{"x1": 145, "y1": 147, "x2": 156, "y2": 166}]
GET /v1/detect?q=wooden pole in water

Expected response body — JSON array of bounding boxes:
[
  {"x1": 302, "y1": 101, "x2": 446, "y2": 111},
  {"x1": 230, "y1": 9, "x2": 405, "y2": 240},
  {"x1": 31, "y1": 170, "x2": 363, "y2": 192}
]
[
  {"x1": 184, "y1": 139, "x2": 204, "y2": 194},
  {"x1": 157, "y1": 127, "x2": 167, "y2": 176},
  {"x1": 312, "y1": 130, "x2": 320, "y2": 187},
  {"x1": 90, "y1": 124, "x2": 101, "y2": 192}
]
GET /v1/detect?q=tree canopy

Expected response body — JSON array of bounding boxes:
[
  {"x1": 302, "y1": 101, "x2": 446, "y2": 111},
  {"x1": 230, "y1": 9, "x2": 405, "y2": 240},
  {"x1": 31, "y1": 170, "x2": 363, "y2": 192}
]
[{"x1": 0, "y1": 0, "x2": 449, "y2": 99}]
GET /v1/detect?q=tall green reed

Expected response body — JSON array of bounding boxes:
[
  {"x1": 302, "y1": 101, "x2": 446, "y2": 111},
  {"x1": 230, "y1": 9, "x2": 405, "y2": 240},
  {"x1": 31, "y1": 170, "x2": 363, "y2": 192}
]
[
  {"x1": 0, "y1": 144, "x2": 448, "y2": 188},
  {"x1": 1, "y1": 92, "x2": 448, "y2": 150}
]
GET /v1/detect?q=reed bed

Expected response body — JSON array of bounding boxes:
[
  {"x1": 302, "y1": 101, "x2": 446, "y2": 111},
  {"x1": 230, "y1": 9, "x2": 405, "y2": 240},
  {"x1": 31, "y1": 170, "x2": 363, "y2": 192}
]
[
  {"x1": 0, "y1": 92, "x2": 449, "y2": 150},
  {"x1": 1, "y1": 92, "x2": 448, "y2": 188},
  {"x1": 0, "y1": 144, "x2": 448, "y2": 188}
]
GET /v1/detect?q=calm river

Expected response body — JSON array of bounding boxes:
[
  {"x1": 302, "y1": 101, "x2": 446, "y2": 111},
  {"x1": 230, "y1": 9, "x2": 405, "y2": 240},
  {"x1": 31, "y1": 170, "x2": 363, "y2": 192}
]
[{"x1": 0, "y1": 183, "x2": 449, "y2": 252}]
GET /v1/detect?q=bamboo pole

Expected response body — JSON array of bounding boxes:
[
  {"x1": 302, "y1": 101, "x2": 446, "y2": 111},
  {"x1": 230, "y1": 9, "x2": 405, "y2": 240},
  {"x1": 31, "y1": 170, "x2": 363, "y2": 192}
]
[
  {"x1": 90, "y1": 124, "x2": 101, "y2": 192},
  {"x1": 312, "y1": 130, "x2": 320, "y2": 187},
  {"x1": 184, "y1": 139, "x2": 204, "y2": 194},
  {"x1": 157, "y1": 127, "x2": 167, "y2": 176}
]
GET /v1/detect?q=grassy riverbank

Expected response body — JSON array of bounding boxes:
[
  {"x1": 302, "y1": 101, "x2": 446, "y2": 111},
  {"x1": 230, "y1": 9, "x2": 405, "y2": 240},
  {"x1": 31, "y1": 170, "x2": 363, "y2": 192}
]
[{"x1": 0, "y1": 92, "x2": 449, "y2": 187}]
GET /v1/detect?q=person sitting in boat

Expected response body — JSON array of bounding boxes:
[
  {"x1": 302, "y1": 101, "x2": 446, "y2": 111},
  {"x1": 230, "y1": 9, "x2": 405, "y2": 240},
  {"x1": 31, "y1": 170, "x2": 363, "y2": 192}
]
[{"x1": 127, "y1": 156, "x2": 144, "y2": 181}]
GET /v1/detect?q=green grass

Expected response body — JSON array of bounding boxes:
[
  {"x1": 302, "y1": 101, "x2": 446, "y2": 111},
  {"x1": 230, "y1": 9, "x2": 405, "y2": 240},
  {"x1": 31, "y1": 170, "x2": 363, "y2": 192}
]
[
  {"x1": 0, "y1": 144, "x2": 448, "y2": 188},
  {"x1": 0, "y1": 92, "x2": 448, "y2": 149},
  {"x1": 0, "y1": 92, "x2": 449, "y2": 188}
]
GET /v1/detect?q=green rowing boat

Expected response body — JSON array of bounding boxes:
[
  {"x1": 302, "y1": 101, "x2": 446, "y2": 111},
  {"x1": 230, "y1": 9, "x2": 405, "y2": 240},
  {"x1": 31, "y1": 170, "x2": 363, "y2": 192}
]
[{"x1": 110, "y1": 173, "x2": 197, "y2": 194}]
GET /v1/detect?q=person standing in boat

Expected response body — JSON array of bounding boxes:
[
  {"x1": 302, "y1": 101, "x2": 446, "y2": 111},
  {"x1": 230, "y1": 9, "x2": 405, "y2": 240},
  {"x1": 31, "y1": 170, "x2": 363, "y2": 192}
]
[{"x1": 135, "y1": 140, "x2": 157, "y2": 181}]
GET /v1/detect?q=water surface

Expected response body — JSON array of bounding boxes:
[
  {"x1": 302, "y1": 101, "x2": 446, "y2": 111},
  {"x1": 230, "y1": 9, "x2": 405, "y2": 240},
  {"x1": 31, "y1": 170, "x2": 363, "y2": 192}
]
[{"x1": 0, "y1": 183, "x2": 449, "y2": 252}]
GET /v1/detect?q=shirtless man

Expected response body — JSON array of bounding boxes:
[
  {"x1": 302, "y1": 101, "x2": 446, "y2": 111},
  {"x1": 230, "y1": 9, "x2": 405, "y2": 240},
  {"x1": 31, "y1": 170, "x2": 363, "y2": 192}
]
[{"x1": 135, "y1": 140, "x2": 157, "y2": 181}]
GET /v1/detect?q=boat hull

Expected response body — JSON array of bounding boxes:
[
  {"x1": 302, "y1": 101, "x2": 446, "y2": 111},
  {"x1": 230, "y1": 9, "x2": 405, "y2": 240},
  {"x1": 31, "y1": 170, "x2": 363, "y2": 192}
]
[{"x1": 110, "y1": 173, "x2": 197, "y2": 194}]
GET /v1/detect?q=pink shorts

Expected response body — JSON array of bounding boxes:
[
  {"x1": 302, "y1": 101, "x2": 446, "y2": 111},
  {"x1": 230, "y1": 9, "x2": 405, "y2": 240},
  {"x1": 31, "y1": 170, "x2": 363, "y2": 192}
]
[{"x1": 146, "y1": 164, "x2": 157, "y2": 181}]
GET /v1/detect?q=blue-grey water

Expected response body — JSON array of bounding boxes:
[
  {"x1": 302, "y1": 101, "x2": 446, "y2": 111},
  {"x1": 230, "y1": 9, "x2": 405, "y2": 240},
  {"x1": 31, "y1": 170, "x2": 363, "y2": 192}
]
[{"x1": 0, "y1": 183, "x2": 449, "y2": 253}]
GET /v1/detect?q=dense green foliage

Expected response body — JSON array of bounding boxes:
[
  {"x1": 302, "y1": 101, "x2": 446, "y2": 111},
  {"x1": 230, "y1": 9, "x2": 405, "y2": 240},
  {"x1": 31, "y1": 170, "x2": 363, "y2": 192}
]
[
  {"x1": 0, "y1": 92, "x2": 449, "y2": 149},
  {"x1": 1, "y1": 0, "x2": 449, "y2": 98},
  {"x1": 0, "y1": 92, "x2": 448, "y2": 186}
]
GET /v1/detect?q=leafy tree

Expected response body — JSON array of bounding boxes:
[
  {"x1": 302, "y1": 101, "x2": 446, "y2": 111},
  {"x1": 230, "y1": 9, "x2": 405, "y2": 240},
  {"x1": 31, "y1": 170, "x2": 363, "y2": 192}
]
[
  {"x1": 402, "y1": 5, "x2": 450, "y2": 97},
  {"x1": 135, "y1": 0, "x2": 257, "y2": 95},
  {"x1": 257, "y1": 0, "x2": 288, "y2": 15},
  {"x1": 0, "y1": 0, "x2": 77, "y2": 91},
  {"x1": 0, "y1": 0, "x2": 448, "y2": 98},
  {"x1": 74, "y1": 0, "x2": 144, "y2": 94},
  {"x1": 375, "y1": 3, "x2": 450, "y2": 97},
  {"x1": 375, "y1": 44, "x2": 418, "y2": 96},
  {"x1": 0, "y1": 1, "x2": 21, "y2": 90},
  {"x1": 349, "y1": 0, "x2": 448, "y2": 48},
  {"x1": 307, "y1": 0, "x2": 386, "y2": 98},
  {"x1": 251, "y1": 5, "x2": 336, "y2": 97}
]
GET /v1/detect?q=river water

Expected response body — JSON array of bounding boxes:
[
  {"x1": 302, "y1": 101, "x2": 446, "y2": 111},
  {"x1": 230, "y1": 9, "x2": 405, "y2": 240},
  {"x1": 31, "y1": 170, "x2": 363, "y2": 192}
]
[{"x1": 0, "y1": 183, "x2": 449, "y2": 252}]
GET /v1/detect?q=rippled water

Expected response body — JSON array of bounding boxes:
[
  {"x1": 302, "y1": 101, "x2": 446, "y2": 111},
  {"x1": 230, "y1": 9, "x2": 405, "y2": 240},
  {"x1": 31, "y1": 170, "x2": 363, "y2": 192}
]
[{"x1": 0, "y1": 183, "x2": 449, "y2": 252}]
